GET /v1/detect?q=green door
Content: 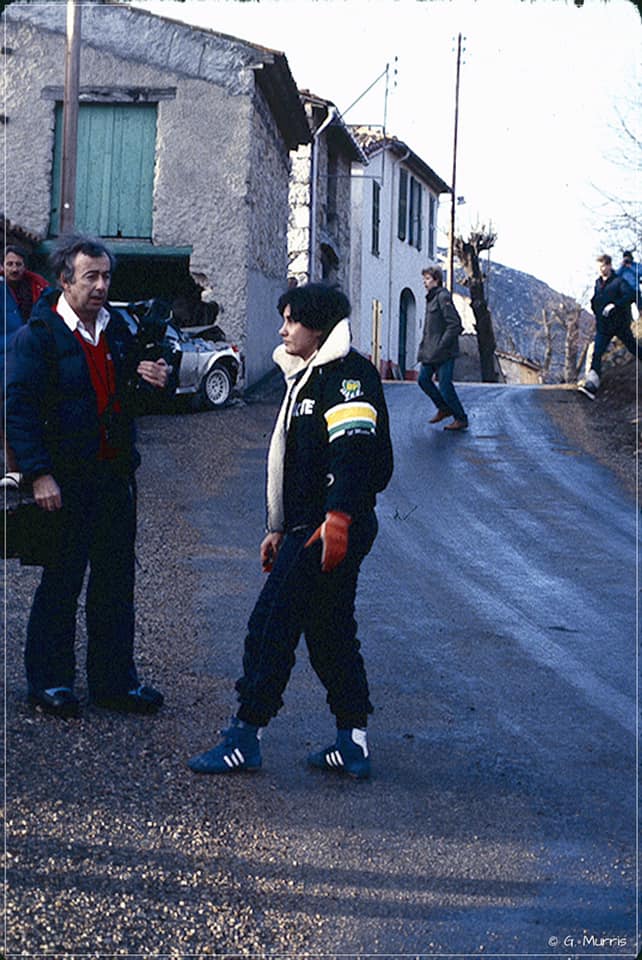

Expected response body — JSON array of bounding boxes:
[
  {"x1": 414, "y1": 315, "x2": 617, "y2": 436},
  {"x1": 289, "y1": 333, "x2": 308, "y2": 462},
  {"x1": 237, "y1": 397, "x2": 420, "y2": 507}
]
[{"x1": 50, "y1": 102, "x2": 157, "y2": 238}]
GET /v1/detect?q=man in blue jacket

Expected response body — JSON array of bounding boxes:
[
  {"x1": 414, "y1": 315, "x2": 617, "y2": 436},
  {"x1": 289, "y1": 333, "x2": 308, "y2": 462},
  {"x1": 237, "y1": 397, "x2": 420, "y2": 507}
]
[
  {"x1": 189, "y1": 283, "x2": 393, "y2": 779},
  {"x1": 6, "y1": 234, "x2": 169, "y2": 718},
  {"x1": 617, "y1": 250, "x2": 641, "y2": 309},
  {"x1": 578, "y1": 254, "x2": 639, "y2": 400}
]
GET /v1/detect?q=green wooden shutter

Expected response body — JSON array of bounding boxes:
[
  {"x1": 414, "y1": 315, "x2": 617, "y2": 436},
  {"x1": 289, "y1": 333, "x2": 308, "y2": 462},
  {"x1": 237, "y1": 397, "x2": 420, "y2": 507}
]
[{"x1": 50, "y1": 102, "x2": 157, "y2": 238}]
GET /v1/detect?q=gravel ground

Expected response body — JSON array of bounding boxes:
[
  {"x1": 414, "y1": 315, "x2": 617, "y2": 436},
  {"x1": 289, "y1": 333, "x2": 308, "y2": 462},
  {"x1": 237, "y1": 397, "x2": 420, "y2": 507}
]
[
  {"x1": 4, "y1": 359, "x2": 638, "y2": 955},
  {"x1": 4, "y1": 382, "x2": 330, "y2": 955}
]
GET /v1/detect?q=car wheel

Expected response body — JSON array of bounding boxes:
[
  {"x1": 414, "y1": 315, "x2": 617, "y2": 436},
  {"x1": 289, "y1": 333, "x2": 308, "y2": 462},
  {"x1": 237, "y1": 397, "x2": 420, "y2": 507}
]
[{"x1": 200, "y1": 364, "x2": 232, "y2": 409}]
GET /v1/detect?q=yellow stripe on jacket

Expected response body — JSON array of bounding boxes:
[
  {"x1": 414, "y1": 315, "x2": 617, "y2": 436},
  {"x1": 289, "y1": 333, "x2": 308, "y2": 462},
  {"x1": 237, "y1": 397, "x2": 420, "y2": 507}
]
[{"x1": 325, "y1": 401, "x2": 378, "y2": 442}]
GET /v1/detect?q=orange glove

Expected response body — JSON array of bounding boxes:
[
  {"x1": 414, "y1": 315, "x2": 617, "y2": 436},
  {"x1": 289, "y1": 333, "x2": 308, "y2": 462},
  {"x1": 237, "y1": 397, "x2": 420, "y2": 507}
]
[{"x1": 305, "y1": 511, "x2": 352, "y2": 573}]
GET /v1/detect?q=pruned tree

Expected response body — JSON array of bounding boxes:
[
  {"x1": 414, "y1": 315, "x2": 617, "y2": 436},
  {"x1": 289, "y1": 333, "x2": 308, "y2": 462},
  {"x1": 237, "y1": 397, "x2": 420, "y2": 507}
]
[{"x1": 453, "y1": 224, "x2": 498, "y2": 382}]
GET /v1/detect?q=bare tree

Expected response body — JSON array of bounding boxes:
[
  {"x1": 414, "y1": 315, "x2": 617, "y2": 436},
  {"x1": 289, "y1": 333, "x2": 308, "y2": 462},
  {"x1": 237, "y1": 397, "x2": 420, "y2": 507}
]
[
  {"x1": 537, "y1": 308, "x2": 555, "y2": 380},
  {"x1": 534, "y1": 298, "x2": 590, "y2": 383},
  {"x1": 595, "y1": 81, "x2": 642, "y2": 255},
  {"x1": 453, "y1": 225, "x2": 498, "y2": 382}
]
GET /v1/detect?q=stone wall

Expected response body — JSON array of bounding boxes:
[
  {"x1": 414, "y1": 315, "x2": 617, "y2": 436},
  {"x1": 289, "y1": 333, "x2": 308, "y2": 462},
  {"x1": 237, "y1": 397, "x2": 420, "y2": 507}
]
[
  {"x1": 288, "y1": 145, "x2": 313, "y2": 283},
  {"x1": 245, "y1": 84, "x2": 292, "y2": 384},
  {"x1": 2, "y1": 5, "x2": 295, "y2": 386}
]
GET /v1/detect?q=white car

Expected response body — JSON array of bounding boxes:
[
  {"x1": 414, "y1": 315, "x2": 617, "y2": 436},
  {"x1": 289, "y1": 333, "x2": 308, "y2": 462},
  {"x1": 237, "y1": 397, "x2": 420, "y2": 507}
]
[{"x1": 114, "y1": 300, "x2": 243, "y2": 409}]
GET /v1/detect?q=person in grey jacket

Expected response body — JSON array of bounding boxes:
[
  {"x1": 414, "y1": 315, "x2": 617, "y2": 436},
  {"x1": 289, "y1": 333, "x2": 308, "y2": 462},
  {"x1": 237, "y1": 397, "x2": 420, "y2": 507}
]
[{"x1": 417, "y1": 265, "x2": 468, "y2": 430}]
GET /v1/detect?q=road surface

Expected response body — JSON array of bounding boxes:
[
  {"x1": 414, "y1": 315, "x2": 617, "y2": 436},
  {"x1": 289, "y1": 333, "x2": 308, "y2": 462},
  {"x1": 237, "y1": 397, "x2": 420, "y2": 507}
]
[{"x1": 189, "y1": 382, "x2": 637, "y2": 955}]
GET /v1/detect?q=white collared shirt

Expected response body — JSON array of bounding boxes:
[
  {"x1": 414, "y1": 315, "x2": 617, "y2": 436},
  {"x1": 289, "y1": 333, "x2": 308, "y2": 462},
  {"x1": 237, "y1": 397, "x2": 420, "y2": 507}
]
[{"x1": 57, "y1": 292, "x2": 111, "y2": 346}]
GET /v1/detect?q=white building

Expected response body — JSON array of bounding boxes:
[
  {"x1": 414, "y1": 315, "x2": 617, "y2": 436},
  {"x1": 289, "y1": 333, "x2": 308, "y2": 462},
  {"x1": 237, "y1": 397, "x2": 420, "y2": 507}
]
[{"x1": 349, "y1": 127, "x2": 450, "y2": 379}]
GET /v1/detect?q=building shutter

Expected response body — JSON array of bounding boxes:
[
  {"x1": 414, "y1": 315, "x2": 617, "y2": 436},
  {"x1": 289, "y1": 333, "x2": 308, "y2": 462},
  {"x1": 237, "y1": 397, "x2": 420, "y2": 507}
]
[
  {"x1": 398, "y1": 168, "x2": 408, "y2": 241},
  {"x1": 428, "y1": 195, "x2": 437, "y2": 259},
  {"x1": 50, "y1": 102, "x2": 157, "y2": 238},
  {"x1": 371, "y1": 180, "x2": 381, "y2": 256}
]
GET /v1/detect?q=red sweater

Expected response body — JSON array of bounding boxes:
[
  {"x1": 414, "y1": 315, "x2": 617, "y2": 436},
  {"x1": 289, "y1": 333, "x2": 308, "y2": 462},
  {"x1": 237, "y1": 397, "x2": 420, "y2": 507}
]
[{"x1": 73, "y1": 331, "x2": 122, "y2": 460}]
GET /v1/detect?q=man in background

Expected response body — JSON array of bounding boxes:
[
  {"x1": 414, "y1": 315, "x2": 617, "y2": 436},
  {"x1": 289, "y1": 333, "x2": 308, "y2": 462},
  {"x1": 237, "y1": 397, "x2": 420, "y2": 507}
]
[
  {"x1": 578, "y1": 254, "x2": 638, "y2": 400},
  {"x1": 1, "y1": 246, "x2": 48, "y2": 475}
]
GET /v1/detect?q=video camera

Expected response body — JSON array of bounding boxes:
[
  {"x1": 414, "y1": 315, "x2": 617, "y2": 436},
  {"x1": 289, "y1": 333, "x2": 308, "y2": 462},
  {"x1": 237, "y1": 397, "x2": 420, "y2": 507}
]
[
  {"x1": 127, "y1": 298, "x2": 172, "y2": 364},
  {"x1": 126, "y1": 298, "x2": 176, "y2": 405}
]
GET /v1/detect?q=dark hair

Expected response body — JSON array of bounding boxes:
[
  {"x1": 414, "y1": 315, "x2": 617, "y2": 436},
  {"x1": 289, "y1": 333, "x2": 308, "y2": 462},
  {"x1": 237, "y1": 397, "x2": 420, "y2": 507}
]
[
  {"x1": 277, "y1": 282, "x2": 351, "y2": 332},
  {"x1": 597, "y1": 254, "x2": 612, "y2": 266},
  {"x1": 422, "y1": 265, "x2": 444, "y2": 285},
  {"x1": 49, "y1": 233, "x2": 116, "y2": 286},
  {"x1": 4, "y1": 244, "x2": 28, "y2": 261},
  {"x1": 622, "y1": 250, "x2": 634, "y2": 261}
]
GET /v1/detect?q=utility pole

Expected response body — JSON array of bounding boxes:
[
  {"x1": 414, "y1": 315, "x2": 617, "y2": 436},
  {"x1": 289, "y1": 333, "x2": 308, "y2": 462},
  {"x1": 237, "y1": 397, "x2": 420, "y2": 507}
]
[
  {"x1": 60, "y1": 0, "x2": 81, "y2": 234},
  {"x1": 382, "y1": 56, "x2": 398, "y2": 136},
  {"x1": 447, "y1": 32, "x2": 462, "y2": 292}
]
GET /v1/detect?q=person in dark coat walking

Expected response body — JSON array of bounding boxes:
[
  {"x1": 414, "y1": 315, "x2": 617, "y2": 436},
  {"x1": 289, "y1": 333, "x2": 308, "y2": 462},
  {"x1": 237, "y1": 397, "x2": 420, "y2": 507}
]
[
  {"x1": 188, "y1": 283, "x2": 393, "y2": 780},
  {"x1": 5, "y1": 234, "x2": 169, "y2": 718},
  {"x1": 417, "y1": 265, "x2": 468, "y2": 430},
  {"x1": 578, "y1": 254, "x2": 639, "y2": 400}
]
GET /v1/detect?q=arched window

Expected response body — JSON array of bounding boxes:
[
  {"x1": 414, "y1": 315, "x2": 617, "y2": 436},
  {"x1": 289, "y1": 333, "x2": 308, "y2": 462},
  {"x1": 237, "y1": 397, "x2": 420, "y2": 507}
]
[
  {"x1": 320, "y1": 243, "x2": 339, "y2": 284},
  {"x1": 398, "y1": 288, "x2": 416, "y2": 378}
]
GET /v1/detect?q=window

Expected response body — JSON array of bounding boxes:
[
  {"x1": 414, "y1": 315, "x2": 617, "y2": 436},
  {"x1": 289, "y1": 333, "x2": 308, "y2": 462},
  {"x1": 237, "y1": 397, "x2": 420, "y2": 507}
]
[
  {"x1": 428, "y1": 195, "x2": 437, "y2": 259},
  {"x1": 327, "y1": 152, "x2": 338, "y2": 224},
  {"x1": 408, "y1": 177, "x2": 423, "y2": 251},
  {"x1": 50, "y1": 102, "x2": 157, "y2": 238},
  {"x1": 398, "y1": 169, "x2": 423, "y2": 250},
  {"x1": 321, "y1": 243, "x2": 339, "y2": 283},
  {"x1": 371, "y1": 180, "x2": 381, "y2": 255},
  {"x1": 398, "y1": 169, "x2": 408, "y2": 240}
]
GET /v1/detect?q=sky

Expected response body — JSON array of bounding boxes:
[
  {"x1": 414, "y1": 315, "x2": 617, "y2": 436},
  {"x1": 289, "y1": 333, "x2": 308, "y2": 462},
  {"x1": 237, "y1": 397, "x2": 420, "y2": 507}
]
[{"x1": 131, "y1": 0, "x2": 641, "y2": 304}]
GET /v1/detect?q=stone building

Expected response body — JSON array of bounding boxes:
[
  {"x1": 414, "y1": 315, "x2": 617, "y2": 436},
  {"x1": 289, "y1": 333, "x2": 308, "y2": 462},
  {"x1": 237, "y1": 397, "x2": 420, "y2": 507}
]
[
  {"x1": 287, "y1": 92, "x2": 366, "y2": 291},
  {"x1": 349, "y1": 127, "x2": 450, "y2": 379},
  {"x1": 1, "y1": 3, "x2": 310, "y2": 387}
]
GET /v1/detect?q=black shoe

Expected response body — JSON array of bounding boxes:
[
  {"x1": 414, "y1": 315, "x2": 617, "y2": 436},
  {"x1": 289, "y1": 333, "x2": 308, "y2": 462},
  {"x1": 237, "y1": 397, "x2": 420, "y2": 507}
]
[
  {"x1": 92, "y1": 684, "x2": 164, "y2": 715},
  {"x1": 28, "y1": 687, "x2": 81, "y2": 719}
]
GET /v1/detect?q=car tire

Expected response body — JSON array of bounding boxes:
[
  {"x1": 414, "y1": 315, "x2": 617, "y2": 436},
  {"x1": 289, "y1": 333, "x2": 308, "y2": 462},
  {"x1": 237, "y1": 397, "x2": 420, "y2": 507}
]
[{"x1": 200, "y1": 364, "x2": 232, "y2": 409}]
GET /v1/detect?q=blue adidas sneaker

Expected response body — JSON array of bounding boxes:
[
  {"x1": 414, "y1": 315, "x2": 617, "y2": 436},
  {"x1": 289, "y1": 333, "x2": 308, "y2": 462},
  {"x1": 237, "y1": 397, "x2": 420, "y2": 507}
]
[
  {"x1": 307, "y1": 728, "x2": 370, "y2": 780},
  {"x1": 188, "y1": 718, "x2": 262, "y2": 774}
]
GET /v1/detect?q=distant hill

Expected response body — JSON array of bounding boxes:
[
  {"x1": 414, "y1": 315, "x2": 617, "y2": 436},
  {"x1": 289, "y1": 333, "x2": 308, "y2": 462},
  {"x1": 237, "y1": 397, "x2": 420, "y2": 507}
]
[{"x1": 447, "y1": 255, "x2": 594, "y2": 383}]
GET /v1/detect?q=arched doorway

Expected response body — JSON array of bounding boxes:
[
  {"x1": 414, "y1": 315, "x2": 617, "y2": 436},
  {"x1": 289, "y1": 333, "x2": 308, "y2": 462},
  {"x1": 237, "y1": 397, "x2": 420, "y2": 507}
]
[{"x1": 398, "y1": 288, "x2": 416, "y2": 378}]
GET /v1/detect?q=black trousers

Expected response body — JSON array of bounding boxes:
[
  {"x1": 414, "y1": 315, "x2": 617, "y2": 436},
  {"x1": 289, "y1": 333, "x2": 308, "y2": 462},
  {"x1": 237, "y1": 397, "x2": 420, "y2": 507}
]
[
  {"x1": 235, "y1": 511, "x2": 378, "y2": 729},
  {"x1": 25, "y1": 464, "x2": 139, "y2": 699}
]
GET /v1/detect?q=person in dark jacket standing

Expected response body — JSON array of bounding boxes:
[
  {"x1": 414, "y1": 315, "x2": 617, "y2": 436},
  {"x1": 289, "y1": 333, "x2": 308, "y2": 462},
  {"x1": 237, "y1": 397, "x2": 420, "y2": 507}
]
[
  {"x1": 189, "y1": 283, "x2": 393, "y2": 779},
  {"x1": 578, "y1": 254, "x2": 639, "y2": 400},
  {"x1": 5, "y1": 234, "x2": 169, "y2": 718},
  {"x1": 417, "y1": 265, "x2": 468, "y2": 430},
  {"x1": 1, "y1": 246, "x2": 48, "y2": 476}
]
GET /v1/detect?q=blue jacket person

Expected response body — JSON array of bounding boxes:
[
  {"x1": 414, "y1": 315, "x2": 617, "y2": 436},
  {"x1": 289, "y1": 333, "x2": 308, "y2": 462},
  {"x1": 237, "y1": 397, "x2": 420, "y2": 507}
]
[
  {"x1": 189, "y1": 283, "x2": 393, "y2": 779},
  {"x1": 5, "y1": 234, "x2": 169, "y2": 718}
]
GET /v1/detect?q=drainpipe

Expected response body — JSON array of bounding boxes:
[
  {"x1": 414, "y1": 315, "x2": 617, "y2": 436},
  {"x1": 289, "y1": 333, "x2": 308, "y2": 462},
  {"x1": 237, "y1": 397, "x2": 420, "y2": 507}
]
[
  {"x1": 308, "y1": 106, "x2": 337, "y2": 281},
  {"x1": 386, "y1": 145, "x2": 411, "y2": 374},
  {"x1": 60, "y1": 0, "x2": 81, "y2": 233}
]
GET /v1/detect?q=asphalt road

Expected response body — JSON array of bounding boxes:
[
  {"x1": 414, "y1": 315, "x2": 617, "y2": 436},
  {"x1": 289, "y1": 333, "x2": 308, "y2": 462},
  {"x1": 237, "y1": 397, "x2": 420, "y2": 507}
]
[{"x1": 189, "y1": 381, "x2": 637, "y2": 955}]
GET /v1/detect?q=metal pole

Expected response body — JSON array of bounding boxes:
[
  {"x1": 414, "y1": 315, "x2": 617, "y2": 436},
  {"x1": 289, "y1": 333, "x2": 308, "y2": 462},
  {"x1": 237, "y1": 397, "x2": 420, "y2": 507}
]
[
  {"x1": 448, "y1": 32, "x2": 462, "y2": 292},
  {"x1": 60, "y1": 0, "x2": 81, "y2": 234}
]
